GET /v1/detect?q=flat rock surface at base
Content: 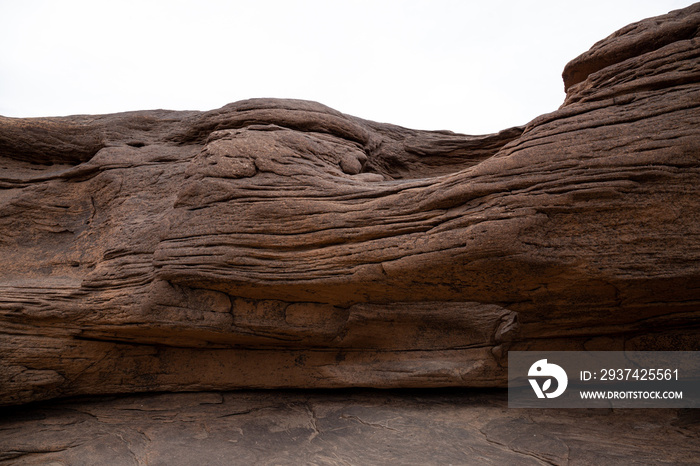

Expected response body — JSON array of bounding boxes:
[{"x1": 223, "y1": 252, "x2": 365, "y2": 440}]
[{"x1": 1, "y1": 390, "x2": 698, "y2": 465}]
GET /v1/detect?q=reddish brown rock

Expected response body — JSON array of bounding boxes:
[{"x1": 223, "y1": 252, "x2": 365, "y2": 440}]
[
  {"x1": 1, "y1": 390, "x2": 698, "y2": 465},
  {"x1": 1, "y1": 4, "x2": 700, "y2": 407}
]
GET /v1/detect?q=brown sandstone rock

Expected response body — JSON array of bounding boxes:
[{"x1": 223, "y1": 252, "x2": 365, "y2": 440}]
[
  {"x1": 1, "y1": 4, "x2": 699, "y2": 406},
  {"x1": 1, "y1": 390, "x2": 698, "y2": 465}
]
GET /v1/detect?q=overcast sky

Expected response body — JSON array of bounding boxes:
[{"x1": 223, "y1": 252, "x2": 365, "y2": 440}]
[{"x1": 0, "y1": 0, "x2": 694, "y2": 134}]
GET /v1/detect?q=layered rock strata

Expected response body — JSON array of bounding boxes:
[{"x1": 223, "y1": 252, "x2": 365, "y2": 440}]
[{"x1": 1, "y1": 4, "x2": 699, "y2": 406}]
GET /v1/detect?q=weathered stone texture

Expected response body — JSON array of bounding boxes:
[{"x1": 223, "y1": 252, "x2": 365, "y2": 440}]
[
  {"x1": 2, "y1": 390, "x2": 698, "y2": 465},
  {"x1": 1, "y1": 4, "x2": 699, "y2": 406}
]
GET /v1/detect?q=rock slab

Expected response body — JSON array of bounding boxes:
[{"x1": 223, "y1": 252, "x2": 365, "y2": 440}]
[{"x1": 1, "y1": 390, "x2": 698, "y2": 465}]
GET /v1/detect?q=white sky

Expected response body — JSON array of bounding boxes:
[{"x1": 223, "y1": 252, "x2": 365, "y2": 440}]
[{"x1": 0, "y1": 0, "x2": 695, "y2": 134}]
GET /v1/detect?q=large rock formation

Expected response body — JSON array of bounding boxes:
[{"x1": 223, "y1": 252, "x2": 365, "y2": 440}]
[{"x1": 1, "y1": 4, "x2": 699, "y2": 407}]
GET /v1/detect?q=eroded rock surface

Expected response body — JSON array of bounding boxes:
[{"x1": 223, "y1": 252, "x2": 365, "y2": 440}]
[
  {"x1": 1, "y1": 4, "x2": 700, "y2": 406},
  {"x1": 1, "y1": 390, "x2": 698, "y2": 465}
]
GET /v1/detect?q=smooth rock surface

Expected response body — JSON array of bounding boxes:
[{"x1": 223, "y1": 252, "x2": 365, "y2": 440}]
[
  {"x1": 1, "y1": 4, "x2": 700, "y2": 406},
  {"x1": 1, "y1": 390, "x2": 698, "y2": 465}
]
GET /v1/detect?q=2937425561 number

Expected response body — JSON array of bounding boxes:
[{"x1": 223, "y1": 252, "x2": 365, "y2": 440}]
[{"x1": 599, "y1": 368, "x2": 678, "y2": 381}]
